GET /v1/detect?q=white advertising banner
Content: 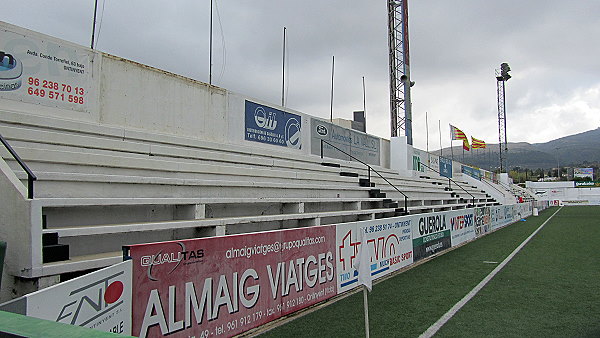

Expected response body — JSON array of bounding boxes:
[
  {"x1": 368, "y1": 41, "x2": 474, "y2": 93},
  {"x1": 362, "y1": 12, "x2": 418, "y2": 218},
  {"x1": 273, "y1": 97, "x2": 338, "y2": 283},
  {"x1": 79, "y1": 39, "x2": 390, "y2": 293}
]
[
  {"x1": 0, "y1": 22, "x2": 93, "y2": 111},
  {"x1": 0, "y1": 260, "x2": 132, "y2": 335},
  {"x1": 335, "y1": 216, "x2": 415, "y2": 294},
  {"x1": 448, "y1": 209, "x2": 476, "y2": 246}
]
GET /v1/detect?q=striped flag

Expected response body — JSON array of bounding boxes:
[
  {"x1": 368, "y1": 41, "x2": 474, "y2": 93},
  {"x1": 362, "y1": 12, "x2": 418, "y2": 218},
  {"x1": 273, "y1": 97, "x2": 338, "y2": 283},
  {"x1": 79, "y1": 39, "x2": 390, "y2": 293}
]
[
  {"x1": 471, "y1": 137, "x2": 486, "y2": 149},
  {"x1": 463, "y1": 139, "x2": 470, "y2": 151},
  {"x1": 450, "y1": 124, "x2": 468, "y2": 141}
]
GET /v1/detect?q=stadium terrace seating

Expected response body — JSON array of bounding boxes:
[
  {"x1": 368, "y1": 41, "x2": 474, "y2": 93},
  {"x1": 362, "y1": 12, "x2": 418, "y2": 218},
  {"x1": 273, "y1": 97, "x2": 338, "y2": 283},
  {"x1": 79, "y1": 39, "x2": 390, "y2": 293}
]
[{"x1": 0, "y1": 110, "x2": 499, "y2": 279}]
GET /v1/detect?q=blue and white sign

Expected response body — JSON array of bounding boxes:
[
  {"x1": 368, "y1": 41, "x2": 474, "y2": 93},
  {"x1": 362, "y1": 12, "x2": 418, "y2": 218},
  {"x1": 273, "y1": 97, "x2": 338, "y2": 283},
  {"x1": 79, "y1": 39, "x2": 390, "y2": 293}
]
[
  {"x1": 462, "y1": 165, "x2": 481, "y2": 180},
  {"x1": 244, "y1": 100, "x2": 302, "y2": 149},
  {"x1": 440, "y1": 157, "x2": 453, "y2": 178}
]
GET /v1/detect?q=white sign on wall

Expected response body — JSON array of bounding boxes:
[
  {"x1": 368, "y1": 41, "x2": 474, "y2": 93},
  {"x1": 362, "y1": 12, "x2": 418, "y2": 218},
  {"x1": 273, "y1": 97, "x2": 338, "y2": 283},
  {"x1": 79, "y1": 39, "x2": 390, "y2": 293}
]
[{"x1": 0, "y1": 23, "x2": 92, "y2": 111}]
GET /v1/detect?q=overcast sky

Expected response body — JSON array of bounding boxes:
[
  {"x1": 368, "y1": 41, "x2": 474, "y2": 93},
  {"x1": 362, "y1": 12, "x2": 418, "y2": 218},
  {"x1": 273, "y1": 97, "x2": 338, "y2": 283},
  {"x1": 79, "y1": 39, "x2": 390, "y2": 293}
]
[{"x1": 4, "y1": 1, "x2": 600, "y2": 151}]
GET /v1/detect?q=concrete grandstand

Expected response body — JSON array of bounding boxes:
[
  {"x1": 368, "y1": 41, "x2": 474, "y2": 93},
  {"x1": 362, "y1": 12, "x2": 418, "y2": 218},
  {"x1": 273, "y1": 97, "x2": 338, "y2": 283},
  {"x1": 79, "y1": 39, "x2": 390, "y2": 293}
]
[{"x1": 0, "y1": 21, "x2": 520, "y2": 303}]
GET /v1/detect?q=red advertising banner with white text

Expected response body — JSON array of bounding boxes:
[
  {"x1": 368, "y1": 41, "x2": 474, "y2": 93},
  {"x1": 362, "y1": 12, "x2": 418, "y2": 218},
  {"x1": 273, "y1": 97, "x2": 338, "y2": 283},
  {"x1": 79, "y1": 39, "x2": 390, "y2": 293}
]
[{"x1": 126, "y1": 226, "x2": 337, "y2": 338}]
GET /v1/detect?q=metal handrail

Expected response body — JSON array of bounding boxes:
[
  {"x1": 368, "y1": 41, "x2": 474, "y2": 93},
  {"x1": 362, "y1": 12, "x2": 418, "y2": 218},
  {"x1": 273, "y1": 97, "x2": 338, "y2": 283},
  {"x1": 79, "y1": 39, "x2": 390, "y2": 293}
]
[
  {"x1": 418, "y1": 162, "x2": 476, "y2": 207},
  {"x1": 480, "y1": 176, "x2": 507, "y2": 197},
  {"x1": 320, "y1": 139, "x2": 409, "y2": 211},
  {"x1": 0, "y1": 133, "x2": 36, "y2": 199}
]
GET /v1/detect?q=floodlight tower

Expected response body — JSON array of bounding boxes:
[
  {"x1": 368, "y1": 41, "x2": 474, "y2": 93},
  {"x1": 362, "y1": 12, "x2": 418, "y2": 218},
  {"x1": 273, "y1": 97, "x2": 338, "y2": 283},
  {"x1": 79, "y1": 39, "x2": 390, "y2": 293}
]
[
  {"x1": 388, "y1": 0, "x2": 414, "y2": 144},
  {"x1": 496, "y1": 62, "x2": 511, "y2": 172}
]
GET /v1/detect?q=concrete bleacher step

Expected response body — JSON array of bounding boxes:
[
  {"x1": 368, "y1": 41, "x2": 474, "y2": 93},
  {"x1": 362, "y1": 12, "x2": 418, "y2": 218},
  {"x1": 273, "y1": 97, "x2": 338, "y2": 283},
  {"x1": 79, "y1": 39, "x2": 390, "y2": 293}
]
[
  {"x1": 321, "y1": 162, "x2": 341, "y2": 168},
  {"x1": 41, "y1": 232, "x2": 69, "y2": 263},
  {"x1": 359, "y1": 178, "x2": 371, "y2": 187},
  {"x1": 339, "y1": 171, "x2": 359, "y2": 177},
  {"x1": 384, "y1": 201, "x2": 399, "y2": 208}
]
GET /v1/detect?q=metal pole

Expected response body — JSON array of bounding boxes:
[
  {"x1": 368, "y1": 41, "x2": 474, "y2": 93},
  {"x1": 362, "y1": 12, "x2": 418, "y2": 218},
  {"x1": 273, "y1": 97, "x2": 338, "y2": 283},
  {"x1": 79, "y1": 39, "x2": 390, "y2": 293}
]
[
  {"x1": 330, "y1": 56, "x2": 335, "y2": 122},
  {"x1": 363, "y1": 286, "x2": 370, "y2": 338},
  {"x1": 209, "y1": 0, "x2": 213, "y2": 85},
  {"x1": 91, "y1": 0, "x2": 99, "y2": 49},
  {"x1": 282, "y1": 27, "x2": 286, "y2": 107},
  {"x1": 425, "y1": 111, "x2": 429, "y2": 153},
  {"x1": 362, "y1": 76, "x2": 367, "y2": 131},
  {"x1": 439, "y1": 120, "x2": 442, "y2": 157},
  {"x1": 320, "y1": 139, "x2": 324, "y2": 159}
]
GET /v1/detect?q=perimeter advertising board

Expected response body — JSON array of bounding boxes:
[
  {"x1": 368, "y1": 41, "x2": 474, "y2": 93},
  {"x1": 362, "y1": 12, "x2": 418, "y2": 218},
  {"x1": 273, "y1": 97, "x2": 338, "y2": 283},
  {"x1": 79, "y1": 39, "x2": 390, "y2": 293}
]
[
  {"x1": 490, "y1": 205, "x2": 511, "y2": 231},
  {"x1": 412, "y1": 212, "x2": 452, "y2": 262},
  {"x1": 126, "y1": 226, "x2": 336, "y2": 338},
  {"x1": 335, "y1": 216, "x2": 415, "y2": 294},
  {"x1": 244, "y1": 100, "x2": 302, "y2": 149},
  {"x1": 310, "y1": 118, "x2": 380, "y2": 165},
  {"x1": 448, "y1": 210, "x2": 475, "y2": 246},
  {"x1": 0, "y1": 261, "x2": 132, "y2": 335},
  {"x1": 0, "y1": 22, "x2": 92, "y2": 111},
  {"x1": 474, "y1": 207, "x2": 491, "y2": 237}
]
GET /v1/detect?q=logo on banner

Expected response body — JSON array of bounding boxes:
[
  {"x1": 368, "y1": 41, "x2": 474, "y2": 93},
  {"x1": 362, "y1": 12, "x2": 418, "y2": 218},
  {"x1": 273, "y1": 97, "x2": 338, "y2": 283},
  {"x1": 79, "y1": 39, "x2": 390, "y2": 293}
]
[
  {"x1": 55, "y1": 271, "x2": 127, "y2": 329},
  {"x1": 0, "y1": 51, "x2": 23, "y2": 91},
  {"x1": 140, "y1": 242, "x2": 204, "y2": 281},
  {"x1": 254, "y1": 107, "x2": 277, "y2": 130},
  {"x1": 285, "y1": 118, "x2": 301, "y2": 148},
  {"x1": 316, "y1": 124, "x2": 328, "y2": 136}
]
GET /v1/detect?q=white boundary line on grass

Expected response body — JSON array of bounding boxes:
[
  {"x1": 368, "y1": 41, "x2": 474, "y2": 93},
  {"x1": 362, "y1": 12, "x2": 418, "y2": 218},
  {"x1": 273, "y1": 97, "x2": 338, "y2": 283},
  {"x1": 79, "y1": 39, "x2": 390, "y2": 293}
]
[{"x1": 419, "y1": 207, "x2": 563, "y2": 338}]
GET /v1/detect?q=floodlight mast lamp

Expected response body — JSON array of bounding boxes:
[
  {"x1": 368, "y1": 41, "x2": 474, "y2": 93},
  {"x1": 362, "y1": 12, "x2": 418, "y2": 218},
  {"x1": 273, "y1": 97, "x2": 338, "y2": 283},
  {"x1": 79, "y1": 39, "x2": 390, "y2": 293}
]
[
  {"x1": 388, "y1": 0, "x2": 413, "y2": 145},
  {"x1": 496, "y1": 62, "x2": 511, "y2": 172}
]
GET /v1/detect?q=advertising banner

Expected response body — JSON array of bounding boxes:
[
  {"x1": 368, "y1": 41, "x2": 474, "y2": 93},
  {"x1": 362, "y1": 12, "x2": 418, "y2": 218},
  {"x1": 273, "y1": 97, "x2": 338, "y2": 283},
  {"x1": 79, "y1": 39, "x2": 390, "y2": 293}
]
[
  {"x1": 310, "y1": 118, "x2": 380, "y2": 165},
  {"x1": 575, "y1": 181, "x2": 600, "y2": 188},
  {"x1": 574, "y1": 168, "x2": 594, "y2": 179},
  {"x1": 126, "y1": 226, "x2": 336, "y2": 338},
  {"x1": 474, "y1": 207, "x2": 491, "y2": 237},
  {"x1": 428, "y1": 154, "x2": 440, "y2": 174},
  {"x1": 0, "y1": 23, "x2": 92, "y2": 111},
  {"x1": 461, "y1": 165, "x2": 481, "y2": 181},
  {"x1": 448, "y1": 210, "x2": 475, "y2": 247},
  {"x1": 504, "y1": 205, "x2": 514, "y2": 223},
  {"x1": 439, "y1": 157, "x2": 453, "y2": 178},
  {"x1": 0, "y1": 260, "x2": 132, "y2": 335},
  {"x1": 244, "y1": 100, "x2": 302, "y2": 149},
  {"x1": 412, "y1": 150, "x2": 425, "y2": 173},
  {"x1": 335, "y1": 216, "x2": 415, "y2": 294},
  {"x1": 490, "y1": 205, "x2": 506, "y2": 231},
  {"x1": 412, "y1": 212, "x2": 452, "y2": 262}
]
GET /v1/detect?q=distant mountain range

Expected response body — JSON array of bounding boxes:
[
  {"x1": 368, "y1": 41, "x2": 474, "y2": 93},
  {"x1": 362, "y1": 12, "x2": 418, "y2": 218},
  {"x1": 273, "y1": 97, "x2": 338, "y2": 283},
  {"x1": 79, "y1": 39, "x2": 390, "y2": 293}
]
[{"x1": 433, "y1": 128, "x2": 600, "y2": 170}]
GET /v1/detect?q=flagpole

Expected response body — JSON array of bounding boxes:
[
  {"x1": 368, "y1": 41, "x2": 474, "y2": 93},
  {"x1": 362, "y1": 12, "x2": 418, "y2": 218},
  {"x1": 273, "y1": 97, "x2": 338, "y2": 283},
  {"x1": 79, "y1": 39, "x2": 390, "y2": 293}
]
[
  {"x1": 363, "y1": 285, "x2": 370, "y2": 338},
  {"x1": 425, "y1": 111, "x2": 429, "y2": 154},
  {"x1": 439, "y1": 120, "x2": 442, "y2": 157}
]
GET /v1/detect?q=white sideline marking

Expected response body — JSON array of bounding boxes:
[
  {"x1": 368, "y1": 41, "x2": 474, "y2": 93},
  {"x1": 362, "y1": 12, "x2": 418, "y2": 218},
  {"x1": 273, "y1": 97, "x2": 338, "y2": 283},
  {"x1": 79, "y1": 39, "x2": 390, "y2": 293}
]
[{"x1": 419, "y1": 207, "x2": 563, "y2": 338}]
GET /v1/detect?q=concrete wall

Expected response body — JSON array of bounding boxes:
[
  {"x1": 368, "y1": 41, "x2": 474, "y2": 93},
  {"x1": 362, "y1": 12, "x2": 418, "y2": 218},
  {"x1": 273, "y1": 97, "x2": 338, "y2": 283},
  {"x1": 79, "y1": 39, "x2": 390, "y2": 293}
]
[
  {"x1": 526, "y1": 181, "x2": 600, "y2": 202},
  {"x1": 1, "y1": 21, "x2": 389, "y2": 167},
  {"x1": 0, "y1": 157, "x2": 35, "y2": 302}
]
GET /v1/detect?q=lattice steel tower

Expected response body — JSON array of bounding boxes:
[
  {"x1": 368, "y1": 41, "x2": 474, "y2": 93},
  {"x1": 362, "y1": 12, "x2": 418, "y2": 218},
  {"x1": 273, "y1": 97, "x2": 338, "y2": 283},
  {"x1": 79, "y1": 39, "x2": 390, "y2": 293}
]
[
  {"x1": 388, "y1": 0, "x2": 413, "y2": 144},
  {"x1": 496, "y1": 63, "x2": 511, "y2": 172}
]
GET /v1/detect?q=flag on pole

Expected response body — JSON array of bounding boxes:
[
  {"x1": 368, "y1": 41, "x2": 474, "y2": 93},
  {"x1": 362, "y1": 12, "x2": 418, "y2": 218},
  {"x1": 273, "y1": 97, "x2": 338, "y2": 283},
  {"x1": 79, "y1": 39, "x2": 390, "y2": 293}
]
[
  {"x1": 463, "y1": 139, "x2": 470, "y2": 151},
  {"x1": 471, "y1": 137, "x2": 486, "y2": 149},
  {"x1": 450, "y1": 124, "x2": 468, "y2": 141},
  {"x1": 354, "y1": 229, "x2": 372, "y2": 292}
]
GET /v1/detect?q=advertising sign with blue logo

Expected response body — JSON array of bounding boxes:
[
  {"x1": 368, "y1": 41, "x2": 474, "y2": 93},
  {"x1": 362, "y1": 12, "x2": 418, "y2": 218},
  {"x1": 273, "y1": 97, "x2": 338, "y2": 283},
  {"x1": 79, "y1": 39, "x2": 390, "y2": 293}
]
[
  {"x1": 244, "y1": 100, "x2": 302, "y2": 149},
  {"x1": 462, "y1": 165, "x2": 481, "y2": 180},
  {"x1": 439, "y1": 157, "x2": 453, "y2": 178}
]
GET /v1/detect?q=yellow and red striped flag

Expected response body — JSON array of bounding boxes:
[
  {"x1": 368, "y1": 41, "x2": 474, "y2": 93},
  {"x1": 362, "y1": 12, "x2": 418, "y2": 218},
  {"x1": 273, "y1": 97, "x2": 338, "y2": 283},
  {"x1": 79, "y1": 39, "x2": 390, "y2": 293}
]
[
  {"x1": 450, "y1": 124, "x2": 468, "y2": 141},
  {"x1": 471, "y1": 137, "x2": 486, "y2": 149},
  {"x1": 462, "y1": 139, "x2": 470, "y2": 151}
]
